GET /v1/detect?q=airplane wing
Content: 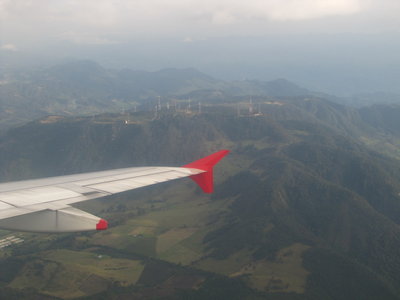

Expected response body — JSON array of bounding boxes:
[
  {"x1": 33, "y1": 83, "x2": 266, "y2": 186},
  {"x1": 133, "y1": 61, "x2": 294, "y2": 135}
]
[{"x1": 0, "y1": 150, "x2": 229, "y2": 233}]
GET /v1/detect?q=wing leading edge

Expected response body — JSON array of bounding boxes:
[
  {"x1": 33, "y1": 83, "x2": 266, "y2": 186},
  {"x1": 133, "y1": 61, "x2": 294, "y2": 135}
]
[{"x1": 0, "y1": 150, "x2": 229, "y2": 232}]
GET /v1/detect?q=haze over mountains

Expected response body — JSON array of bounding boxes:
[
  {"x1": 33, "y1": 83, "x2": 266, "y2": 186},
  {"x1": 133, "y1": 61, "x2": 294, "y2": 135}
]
[
  {"x1": 2, "y1": 0, "x2": 400, "y2": 298},
  {"x1": 1, "y1": 60, "x2": 400, "y2": 298},
  {"x1": 3, "y1": 33, "x2": 400, "y2": 97},
  {"x1": 0, "y1": 60, "x2": 310, "y2": 128},
  {"x1": 2, "y1": 60, "x2": 400, "y2": 130}
]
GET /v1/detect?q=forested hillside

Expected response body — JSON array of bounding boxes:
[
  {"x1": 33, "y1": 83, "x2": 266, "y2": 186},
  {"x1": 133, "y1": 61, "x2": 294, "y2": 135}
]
[
  {"x1": 0, "y1": 60, "x2": 310, "y2": 129},
  {"x1": 1, "y1": 97, "x2": 400, "y2": 299}
]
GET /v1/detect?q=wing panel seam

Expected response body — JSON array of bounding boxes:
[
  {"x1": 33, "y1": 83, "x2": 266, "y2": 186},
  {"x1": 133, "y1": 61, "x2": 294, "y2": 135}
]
[
  {"x1": 81, "y1": 169, "x2": 190, "y2": 187},
  {"x1": 0, "y1": 200, "x2": 18, "y2": 208},
  {"x1": 0, "y1": 167, "x2": 159, "y2": 193}
]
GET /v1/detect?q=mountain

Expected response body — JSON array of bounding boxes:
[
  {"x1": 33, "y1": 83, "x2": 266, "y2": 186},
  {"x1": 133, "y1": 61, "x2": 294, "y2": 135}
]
[
  {"x1": 1, "y1": 97, "x2": 400, "y2": 299},
  {"x1": 0, "y1": 60, "x2": 312, "y2": 129},
  {"x1": 334, "y1": 92, "x2": 400, "y2": 107},
  {"x1": 359, "y1": 104, "x2": 400, "y2": 136}
]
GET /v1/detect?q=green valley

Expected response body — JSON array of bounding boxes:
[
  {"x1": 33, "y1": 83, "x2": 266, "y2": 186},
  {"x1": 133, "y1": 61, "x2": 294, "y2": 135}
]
[{"x1": 1, "y1": 77, "x2": 400, "y2": 299}]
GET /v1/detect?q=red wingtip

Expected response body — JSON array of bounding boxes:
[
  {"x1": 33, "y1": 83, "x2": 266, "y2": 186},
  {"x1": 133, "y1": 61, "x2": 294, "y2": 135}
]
[
  {"x1": 184, "y1": 150, "x2": 230, "y2": 193},
  {"x1": 96, "y1": 219, "x2": 108, "y2": 230}
]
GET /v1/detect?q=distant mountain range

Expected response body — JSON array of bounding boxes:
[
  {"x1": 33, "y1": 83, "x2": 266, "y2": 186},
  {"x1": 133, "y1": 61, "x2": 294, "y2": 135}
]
[
  {"x1": 3, "y1": 60, "x2": 400, "y2": 131},
  {"x1": 333, "y1": 92, "x2": 400, "y2": 107},
  {"x1": 0, "y1": 60, "x2": 312, "y2": 129}
]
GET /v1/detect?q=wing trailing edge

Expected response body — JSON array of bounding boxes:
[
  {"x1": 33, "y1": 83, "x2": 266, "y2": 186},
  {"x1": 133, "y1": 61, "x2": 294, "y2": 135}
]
[
  {"x1": 0, "y1": 150, "x2": 229, "y2": 232},
  {"x1": 183, "y1": 150, "x2": 230, "y2": 193},
  {"x1": 0, "y1": 206, "x2": 106, "y2": 233}
]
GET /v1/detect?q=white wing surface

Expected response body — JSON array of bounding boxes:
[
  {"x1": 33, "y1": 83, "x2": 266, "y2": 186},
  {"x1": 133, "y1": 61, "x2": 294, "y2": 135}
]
[{"x1": 0, "y1": 150, "x2": 229, "y2": 232}]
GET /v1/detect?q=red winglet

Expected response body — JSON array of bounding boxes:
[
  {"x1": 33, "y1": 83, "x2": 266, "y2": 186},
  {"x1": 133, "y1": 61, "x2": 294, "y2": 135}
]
[
  {"x1": 96, "y1": 219, "x2": 108, "y2": 230},
  {"x1": 183, "y1": 150, "x2": 230, "y2": 193}
]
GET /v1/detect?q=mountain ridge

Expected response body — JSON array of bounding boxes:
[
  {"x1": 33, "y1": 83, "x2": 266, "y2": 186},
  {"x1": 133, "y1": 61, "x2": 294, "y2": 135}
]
[
  {"x1": 1, "y1": 98, "x2": 400, "y2": 298},
  {"x1": 0, "y1": 60, "x2": 312, "y2": 129}
]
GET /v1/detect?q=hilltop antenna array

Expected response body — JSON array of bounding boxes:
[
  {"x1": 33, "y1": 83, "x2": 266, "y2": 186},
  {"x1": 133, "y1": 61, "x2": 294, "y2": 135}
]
[
  {"x1": 249, "y1": 97, "x2": 253, "y2": 114},
  {"x1": 187, "y1": 98, "x2": 192, "y2": 113},
  {"x1": 154, "y1": 105, "x2": 158, "y2": 119}
]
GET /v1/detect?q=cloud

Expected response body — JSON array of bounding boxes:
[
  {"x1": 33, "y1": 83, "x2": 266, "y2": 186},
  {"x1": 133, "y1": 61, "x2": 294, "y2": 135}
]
[
  {"x1": 0, "y1": 0, "x2": 396, "y2": 45},
  {"x1": 183, "y1": 37, "x2": 194, "y2": 43},
  {"x1": 0, "y1": 0, "x2": 363, "y2": 27},
  {"x1": 258, "y1": 0, "x2": 361, "y2": 21},
  {"x1": 59, "y1": 32, "x2": 118, "y2": 45},
  {"x1": 190, "y1": 0, "x2": 362, "y2": 24},
  {"x1": 1, "y1": 43, "x2": 18, "y2": 51}
]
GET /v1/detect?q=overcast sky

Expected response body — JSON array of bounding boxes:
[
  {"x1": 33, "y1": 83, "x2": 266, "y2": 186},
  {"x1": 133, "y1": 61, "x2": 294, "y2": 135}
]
[
  {"x1": 1, "y1": 0, "x2": 399, "y2": 49},
  {"x1": 1, "y1": 0, "x2": 400, "y2": 95}
]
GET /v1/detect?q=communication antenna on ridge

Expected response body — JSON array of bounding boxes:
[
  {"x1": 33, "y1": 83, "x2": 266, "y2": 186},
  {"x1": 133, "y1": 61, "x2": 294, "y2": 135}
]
[
  {"x1": 187, "y1": 98, "x2": 192, "y2": 113},
  {"x1": 158, "y1": 96, "x2": 161, "y2": 110},
  {"x1": 125, "y1": 110, "x2": 130, "y2": 124},
  {"x1": 154, "y1": 104, "x2": 158, "y2": 119}
]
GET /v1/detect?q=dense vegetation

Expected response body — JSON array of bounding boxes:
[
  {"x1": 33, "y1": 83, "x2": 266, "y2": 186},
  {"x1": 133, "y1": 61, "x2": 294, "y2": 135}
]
[
  {"x1": 2, "y1": 63, "x2": 400, "y2": 298},
  {"x1": 0, "y1": 60, "x2": 310, "y2": 129}
]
